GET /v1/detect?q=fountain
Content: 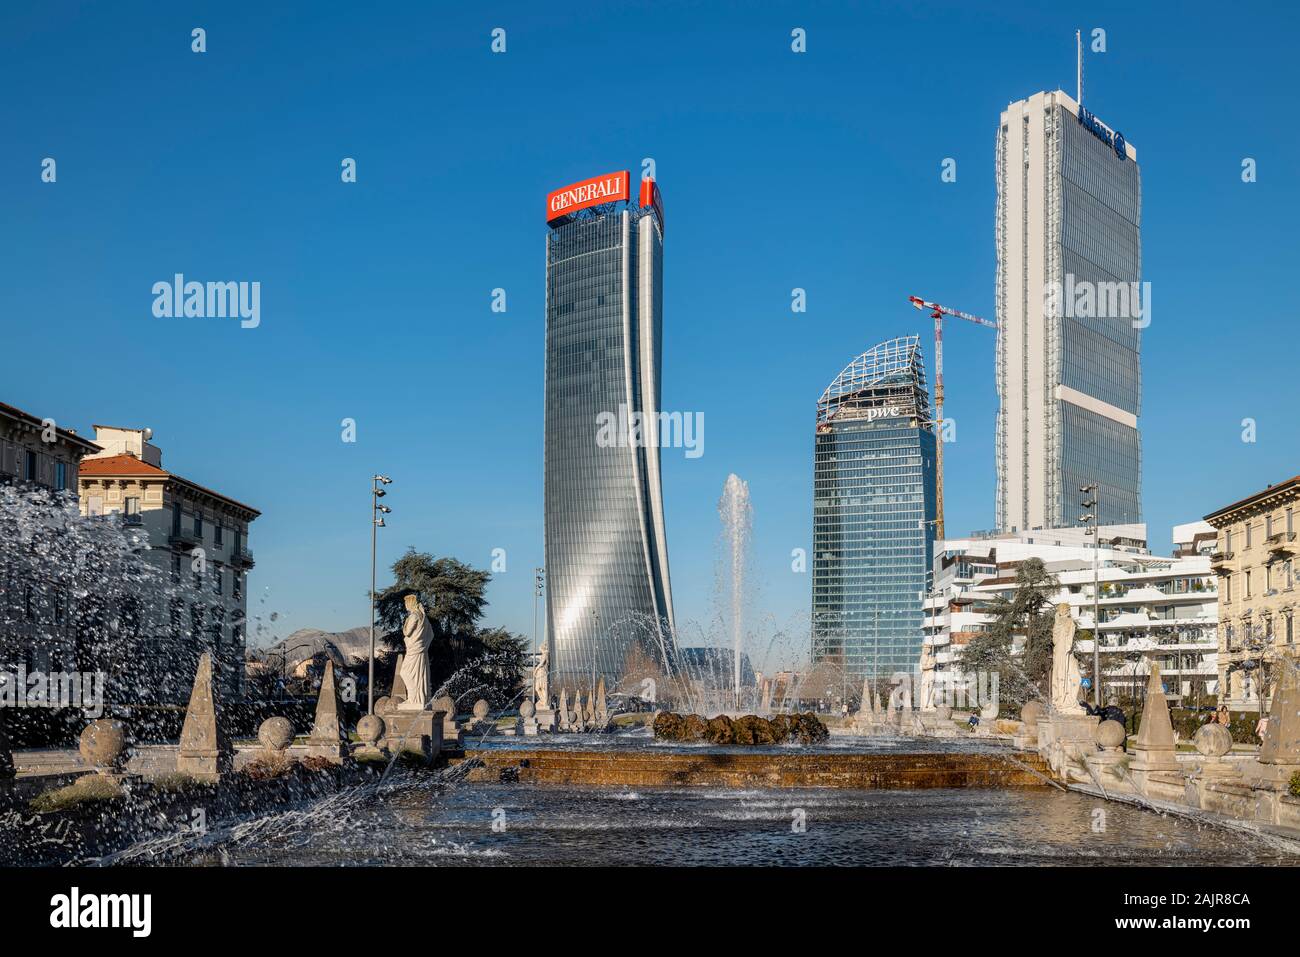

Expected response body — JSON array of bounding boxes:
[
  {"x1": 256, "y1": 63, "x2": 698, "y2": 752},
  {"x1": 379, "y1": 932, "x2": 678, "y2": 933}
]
[{"x1": 718, "y1": 473, "x2": 752, "y2": 711}]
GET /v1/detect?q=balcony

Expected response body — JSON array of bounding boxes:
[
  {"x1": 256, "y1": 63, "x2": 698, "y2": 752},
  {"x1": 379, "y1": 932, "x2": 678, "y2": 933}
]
[
  {"x1": 1267, "y1": 532, "x2": 1296, "y2": 557},
  {"x1": 231, "y1": 546, "x2": 255, "y2": 568},
  {"x1": 1210, "y1": 551, "x2": 1234, "y2": 571},
  {"x1": 168, "y1": 528, "x2": 201, "y2": 549}
]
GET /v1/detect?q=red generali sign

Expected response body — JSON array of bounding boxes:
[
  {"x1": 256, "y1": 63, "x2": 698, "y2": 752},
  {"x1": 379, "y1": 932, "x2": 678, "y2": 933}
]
[{"x1": 547, "y1": 170, "x2": 629, "y2": 221}]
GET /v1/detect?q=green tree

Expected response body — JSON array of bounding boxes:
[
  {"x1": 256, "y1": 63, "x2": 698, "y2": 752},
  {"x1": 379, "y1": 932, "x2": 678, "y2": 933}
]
[
  {"x1": 959, "y1": 558, "x2": 1059, "y2": 704},
  {"x1": 373, "y1": 550, "x2": 526, "y2": 709}
]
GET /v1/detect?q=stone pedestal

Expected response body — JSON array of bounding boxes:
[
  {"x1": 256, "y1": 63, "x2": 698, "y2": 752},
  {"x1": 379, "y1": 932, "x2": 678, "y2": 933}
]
[
  {"x1": 383, "y1": 710, "x2": 445, "y2": 763},
  {"x1": 534, "y1": 707, "x2": 557, "y2": 733},
  {"x1": 1039, "y1": 714, "x2": 1097, "y2": 776}
]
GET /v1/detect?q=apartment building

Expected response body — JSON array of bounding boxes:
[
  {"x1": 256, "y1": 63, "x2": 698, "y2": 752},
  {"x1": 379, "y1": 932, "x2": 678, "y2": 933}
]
[
  {"x1": 1205, "y1": 475, "x2": 1299, "y2": 709},
  {"x1": 922, "y1": 522, "x2": 1218, "y2": 704},
  {"x1": 0, "y1": 401, "x2": 102, "y2": 673},
  {"x1": 78, "y1": 427, "x2": 259, "y2": 700}
]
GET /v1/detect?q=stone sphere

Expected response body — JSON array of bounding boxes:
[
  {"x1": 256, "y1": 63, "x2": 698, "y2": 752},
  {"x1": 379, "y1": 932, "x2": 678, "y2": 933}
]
[
  {"x1": 431, "y1": 695, "x2": 455, "y2": 716},
  {"x1": 1195, "y1": 722, "x2": 1233, "y2": 757},
  {"x1": 473, "y1": 699, "x2": 490, "y2": 720},
  {"x1": 79, "y1": 719, "x2": 128, "y2": 770},
  {"x1": 258, "y1": 716, "x2": 295, "y2": 752},
  {"x1": 357, "y1": 713, "x2": 385, "y2": 746},
  {"x1": 934, "y1": 705, "x2": 953, "y2": 721},
  {"x1": 374, "y1": 696, "x2": 393, "y2": 714},
  {"x1": 520, "y1": 699, "x2": 536, "y2": 719},
  {"x1": 1021, "y1": 699, "x2": 1045, "y2": 725},
  {"x1": 1096, "y1": 719, "x2": 1126, "y2": 749}
]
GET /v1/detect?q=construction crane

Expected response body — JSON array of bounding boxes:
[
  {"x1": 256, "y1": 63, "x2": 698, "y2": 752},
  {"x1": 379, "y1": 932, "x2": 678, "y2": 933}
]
[{"x1": 908, "y1": 295, "x2": 997, "y2": 542}]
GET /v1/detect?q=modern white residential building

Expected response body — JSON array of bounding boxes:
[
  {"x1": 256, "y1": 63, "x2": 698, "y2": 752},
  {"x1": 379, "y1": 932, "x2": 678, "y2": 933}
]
[
  {"x1": 921, "y1": 522, "x2": 1218, "y2": 705},
  {"x1": 995, "y1": 90, "x2": 1143, "y2": 532}
]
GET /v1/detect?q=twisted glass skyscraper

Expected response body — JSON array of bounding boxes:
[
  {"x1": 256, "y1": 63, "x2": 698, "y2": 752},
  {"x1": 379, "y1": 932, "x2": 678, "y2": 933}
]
[
  {"x1": 543, "y1": 173, "x2": 674, "y2": 692},
  {"x1": 811, "y1": 337, "x2": 938, "y2": 680},
  {"x1": 995, "y1": 90, "x2": 1142, "y2": 531}
]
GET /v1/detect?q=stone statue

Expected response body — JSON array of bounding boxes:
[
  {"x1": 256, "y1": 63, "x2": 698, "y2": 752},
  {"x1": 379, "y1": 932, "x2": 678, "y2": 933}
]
[
  {"x1": 398, "y1": 594, "x2": 433, "y2": 711},
  {"x1": 1049, "y1": 603, "x2": 1085, "y2": 715},
  {"x1": 532, "y1": 642, "x2": 550, "y2": 708},
  {"x1": 918, "y1": 645, "x2": 937, "y2": 712}
]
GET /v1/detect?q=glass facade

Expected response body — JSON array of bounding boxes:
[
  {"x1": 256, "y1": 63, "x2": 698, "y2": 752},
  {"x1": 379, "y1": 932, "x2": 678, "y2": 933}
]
[
  {"x1": 1054, "y1": 103, "x2": 1142, "y2": 526},
  {"x1": 544, "y1": 202, "x2": 674, "y2": 693},
  {"x1": 811, "y1": 337, "x2": 938, "y2": 680},
  {"x1": 995, "y1": 93, "x2": 1143, "y2": 531}
]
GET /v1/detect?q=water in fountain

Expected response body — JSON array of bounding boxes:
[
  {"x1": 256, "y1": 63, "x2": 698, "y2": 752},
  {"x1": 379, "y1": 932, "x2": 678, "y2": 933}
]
[{"x1": 718, "y1": 474, "x2": 752, "y2": 711}]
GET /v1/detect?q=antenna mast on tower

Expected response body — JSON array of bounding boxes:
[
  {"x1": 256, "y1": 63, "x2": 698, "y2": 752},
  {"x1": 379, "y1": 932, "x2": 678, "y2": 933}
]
[{"x1": 1076, "y1": 29, "x2": 1083, "y2": 106}]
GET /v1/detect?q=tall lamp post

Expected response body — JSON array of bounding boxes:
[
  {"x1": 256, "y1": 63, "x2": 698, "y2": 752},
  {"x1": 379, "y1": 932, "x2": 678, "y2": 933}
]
[
  {"x1": 368, "y1": 474, "x2": 392, "y2": 715},
  {"x1": 532, "y1": 567, "x2": 545, "y2": 707},
  {"x1": 1079, "y1": 483, "x2": 1101, "y2": 706}
]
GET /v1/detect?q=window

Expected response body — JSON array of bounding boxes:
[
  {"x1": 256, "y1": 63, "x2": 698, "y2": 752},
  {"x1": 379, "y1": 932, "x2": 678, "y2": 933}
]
[
  {"x1": 214, "y1": 524, "x2": 223, "y2": 547},
  {"x1": 1266, "y1": 514, "x2": 1274, "y2": 538},
  {"x1": 172, "y1": 503, "x2": 181, "y2": 536},
  {"x1": 1246, "y1": 522, "x2": 1252, "y2": 548},
  {"x1": 1226, "y1": 529, "x2": 1234, "y2": 552},
  {"x1": 1289, "y1": 508, "x2": 1295, "y2": 536},
  {"x1": 233, "y1": 571, "x2": 242, "y2": 600},
  {"x1": 23, "y1": 450, "x2": 36, "y2": 482},
  {"x1": 1225, "y1": 575, "x2": 1232, "y2": 603},
  {"x1": 55, "y1": 461, "x2": 67, "y2": 491},
  {"x1": 193, "y1": 512, "x2": 203, "y2": 537},
  {"x1": 172, "y1": 555, "x2": 181, "y2": 583},
  {"x1": 1245, "y1": 570, "x2": 1252, "y2": 598},
  {"x1": 213, "y1": 565, "x2": 222, "y2": 596},
  {"x1": 125, "y1": 497, "x2": 141, "y2": 524}
]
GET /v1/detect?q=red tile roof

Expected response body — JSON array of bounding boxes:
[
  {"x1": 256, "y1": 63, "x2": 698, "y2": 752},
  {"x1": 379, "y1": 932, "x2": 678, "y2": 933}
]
[
  {"x1": 78, "y1": 454, "x2": 169, "y2": 477},
  {"x1": 78, "y1": 454, "x2": 260, "y2": 517}
]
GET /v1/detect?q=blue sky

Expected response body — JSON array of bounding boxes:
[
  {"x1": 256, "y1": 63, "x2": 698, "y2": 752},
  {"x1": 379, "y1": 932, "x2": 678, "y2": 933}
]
[{"x1": 3, "y1": 1, "x2": 1297, "y2": 663}]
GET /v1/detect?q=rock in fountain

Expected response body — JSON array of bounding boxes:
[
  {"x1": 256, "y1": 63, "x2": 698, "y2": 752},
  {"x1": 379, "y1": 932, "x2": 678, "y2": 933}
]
[
  {"x1": 176, "y1": 651, "x2": 233, "y2": 782},
  {"x1": 305, "y1": 660, "x2": 348, "y2": 764}
]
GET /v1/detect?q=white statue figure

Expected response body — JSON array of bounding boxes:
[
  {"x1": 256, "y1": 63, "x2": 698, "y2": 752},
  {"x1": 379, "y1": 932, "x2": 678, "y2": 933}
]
[
  {"x1": 398, "y1": 594, "x2": 433, "y2": 711},
  {"x1": 532, "y1": 642, "x2": 550, "y2": 708},
  {"x1": 1049, "y1": 603, "x2": 1085, "y2": 715},
  {"x1": 919, "y1": 645, "x2": 937, "y2": 712}
]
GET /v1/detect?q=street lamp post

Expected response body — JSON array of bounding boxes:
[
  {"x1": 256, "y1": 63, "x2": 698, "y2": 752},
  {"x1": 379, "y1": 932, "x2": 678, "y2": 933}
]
[
  {"x1": 368, "y1": 474, "x2": 392, "y2": 716},
  {"x1": 533, "y1": 567, "x2": 545, "y2": 707},
  {"x1": 1079, "y1": 483, "x2": 1101, "y2": 706}
]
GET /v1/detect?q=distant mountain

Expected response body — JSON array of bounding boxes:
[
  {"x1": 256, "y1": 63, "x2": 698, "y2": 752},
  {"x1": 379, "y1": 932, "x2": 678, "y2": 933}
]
[{"x1": 257, "y1": 627, "x2": 374, "y2": 669}]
